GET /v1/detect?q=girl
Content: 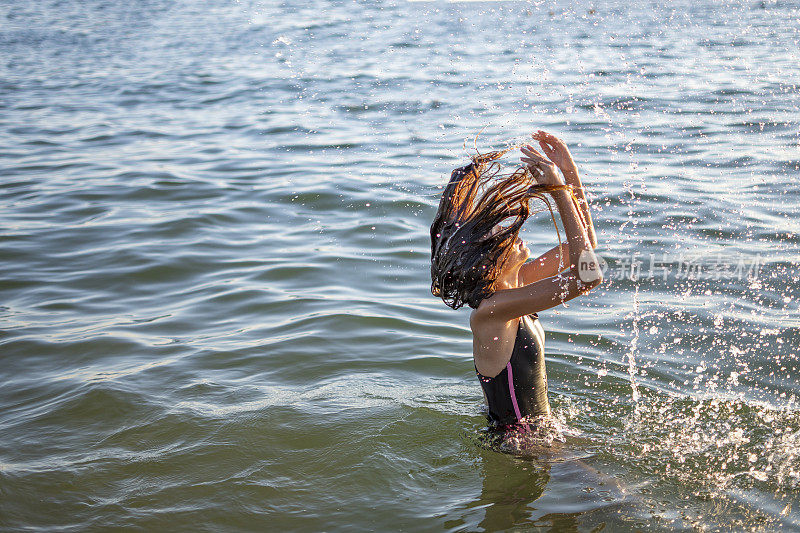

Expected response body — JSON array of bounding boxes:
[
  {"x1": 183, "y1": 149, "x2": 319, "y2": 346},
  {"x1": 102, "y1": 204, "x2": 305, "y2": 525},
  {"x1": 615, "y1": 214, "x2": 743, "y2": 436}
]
[{"x1": 430, "y1": 130, "x2": 601, "y2": 442}]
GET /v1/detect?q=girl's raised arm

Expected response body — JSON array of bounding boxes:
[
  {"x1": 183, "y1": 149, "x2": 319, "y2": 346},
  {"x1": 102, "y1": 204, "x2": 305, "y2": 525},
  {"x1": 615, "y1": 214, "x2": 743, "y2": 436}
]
[
  {"x1": 474, "y1": 143, "x2": 601, "y2": 322},
  {"x1": 531, "y1": 130, "x2": 598, "y2": 249}
]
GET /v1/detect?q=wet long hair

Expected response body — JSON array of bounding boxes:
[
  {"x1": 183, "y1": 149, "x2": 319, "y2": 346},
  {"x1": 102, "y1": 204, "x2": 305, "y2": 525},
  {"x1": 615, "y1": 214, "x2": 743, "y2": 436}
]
[{"x1": 430, "y1": 148, "x2": 570, "y2": 310}]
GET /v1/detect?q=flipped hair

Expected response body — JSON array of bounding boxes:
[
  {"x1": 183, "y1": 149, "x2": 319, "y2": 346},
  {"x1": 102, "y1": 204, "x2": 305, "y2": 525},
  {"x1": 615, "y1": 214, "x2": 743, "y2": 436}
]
[{"x1": 430, "y1": 149, "x2": 567, "y2": 310}]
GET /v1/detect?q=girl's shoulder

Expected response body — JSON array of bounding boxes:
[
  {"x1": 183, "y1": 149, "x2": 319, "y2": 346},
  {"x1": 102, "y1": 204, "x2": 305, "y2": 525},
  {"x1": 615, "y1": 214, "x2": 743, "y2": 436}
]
[{"x1": 470, "y1": 309, "x2": 523, "y2": 377}]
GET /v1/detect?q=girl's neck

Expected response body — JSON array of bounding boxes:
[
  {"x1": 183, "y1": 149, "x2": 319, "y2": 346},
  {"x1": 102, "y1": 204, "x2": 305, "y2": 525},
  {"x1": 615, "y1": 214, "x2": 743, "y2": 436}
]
[{"x1": 494, "y1": 267, "x2": 522, "y2": 291}]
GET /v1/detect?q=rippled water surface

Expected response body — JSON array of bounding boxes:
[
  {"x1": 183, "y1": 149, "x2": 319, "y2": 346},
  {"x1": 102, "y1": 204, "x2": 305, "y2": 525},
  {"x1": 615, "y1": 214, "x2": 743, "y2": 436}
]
[{"x1": 2, "y1": 0, "x2": 800, "y2": 530}]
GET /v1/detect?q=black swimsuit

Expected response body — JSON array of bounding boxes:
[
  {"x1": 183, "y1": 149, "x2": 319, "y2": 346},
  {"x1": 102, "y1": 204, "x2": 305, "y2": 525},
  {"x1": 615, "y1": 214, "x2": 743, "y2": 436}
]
[{"x1": 476, "y1": 314, "x2": 551, "y2": 426}]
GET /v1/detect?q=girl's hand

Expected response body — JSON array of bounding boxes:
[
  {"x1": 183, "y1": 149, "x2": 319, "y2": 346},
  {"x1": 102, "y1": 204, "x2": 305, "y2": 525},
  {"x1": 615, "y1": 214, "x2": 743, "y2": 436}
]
[
  {"x1": 531, "y1": 130, "x2": 576, "y2": 175},
  {"x1": 521, "y1": 144, "x2": 564, "y2": 186}
]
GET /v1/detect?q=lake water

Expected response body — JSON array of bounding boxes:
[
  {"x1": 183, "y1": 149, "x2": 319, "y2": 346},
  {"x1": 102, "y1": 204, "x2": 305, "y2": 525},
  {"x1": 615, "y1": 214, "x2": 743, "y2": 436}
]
[{"x1": 2, "y1": 0, "x2": 799, "y2": 530}]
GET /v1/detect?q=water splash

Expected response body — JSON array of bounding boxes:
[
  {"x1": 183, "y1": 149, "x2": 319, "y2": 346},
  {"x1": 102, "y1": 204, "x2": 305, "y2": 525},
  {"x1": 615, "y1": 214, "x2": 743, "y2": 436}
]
[
  {"x1": 475, "y1": 415, "x2": 576, "y2": 457},
  {"x1": 627, "y1": 283, "x2": 641, "y2": 406},
  {"x1": 621, "y1": 395, "x2": 800, "y2": 495}
]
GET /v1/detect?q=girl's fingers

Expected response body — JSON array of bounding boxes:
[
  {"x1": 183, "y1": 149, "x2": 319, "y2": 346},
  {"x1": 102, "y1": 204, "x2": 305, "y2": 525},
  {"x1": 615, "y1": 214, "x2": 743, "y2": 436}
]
[
  {"x1": 539, "y1": 141, "x2": 556, "y2": 156},
  {"x1": 521, "y1": 144, "x2": 547, "y2": 159},
  {"x1": 521, "y1": 155, "x2": 549, "y2": 166},
  {"x1": 532, "y1": 137, "x2": 554, "y2": 151},
  {"x1": 521, "y1": 150, "x2": 551, "y2": 161},
  {"x1": 520, "y1": 152, "x2": 545, "y2": 163},
  {"x1": 535, "y1": 136, "x2": 554, "y2": 148},
  {"x1": 521, "y1": 158, "x2": 555, "y2": 171},
  {"x1": 534, "y1": 130, "x2": 565, "y2": 147},
  {"x1": 521, "y1": 144, "x2": 540, "y2": 154}
]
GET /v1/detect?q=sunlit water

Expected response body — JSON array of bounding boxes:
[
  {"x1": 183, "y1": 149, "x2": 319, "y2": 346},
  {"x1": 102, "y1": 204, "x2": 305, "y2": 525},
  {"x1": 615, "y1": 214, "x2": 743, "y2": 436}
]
[{"x1": 2, "y1": 0, "x2": 799, "y2": 530}]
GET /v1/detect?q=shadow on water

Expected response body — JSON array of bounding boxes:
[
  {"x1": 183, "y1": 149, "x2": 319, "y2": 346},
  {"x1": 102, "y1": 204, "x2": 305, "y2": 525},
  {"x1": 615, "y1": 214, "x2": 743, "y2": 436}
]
[{"x1": 453, "y1": 435, "x2": 637, "y2": 532}]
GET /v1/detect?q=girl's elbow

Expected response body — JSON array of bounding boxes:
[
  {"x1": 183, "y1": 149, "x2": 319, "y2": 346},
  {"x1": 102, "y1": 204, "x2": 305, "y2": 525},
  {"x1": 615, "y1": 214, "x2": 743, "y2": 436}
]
[
  {"x1": 569, "y1": 270, "x2": 603, "y2": 298},
  {"x1": 583, "y1": 274, "x2": 603, "y2": 292}
]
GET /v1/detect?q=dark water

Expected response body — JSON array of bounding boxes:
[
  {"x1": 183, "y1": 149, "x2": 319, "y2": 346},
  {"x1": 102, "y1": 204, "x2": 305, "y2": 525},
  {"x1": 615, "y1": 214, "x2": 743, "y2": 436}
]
[{"x1": 2, "y1": 0, "x2": 799, "y2": 530}]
